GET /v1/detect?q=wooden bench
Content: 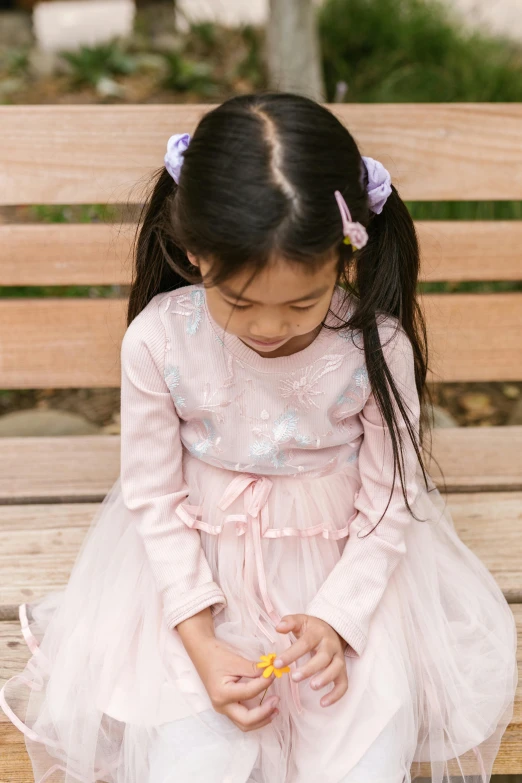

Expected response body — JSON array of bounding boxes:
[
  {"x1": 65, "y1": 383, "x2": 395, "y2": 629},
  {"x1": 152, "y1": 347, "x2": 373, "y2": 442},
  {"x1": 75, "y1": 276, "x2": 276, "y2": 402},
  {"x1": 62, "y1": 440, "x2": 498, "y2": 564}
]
[{"x1": 0, "y1": 104, "x2": 521, "y2": 781}]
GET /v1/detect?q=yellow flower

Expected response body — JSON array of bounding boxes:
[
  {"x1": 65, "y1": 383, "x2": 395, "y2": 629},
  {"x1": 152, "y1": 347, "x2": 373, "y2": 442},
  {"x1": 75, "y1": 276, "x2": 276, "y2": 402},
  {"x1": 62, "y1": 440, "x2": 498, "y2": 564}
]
[
  {"x1": 257, "y1": 652, "x2": 291, "y2": 706},
  {"x1": 257, "y1": 652, "x2": 290, "y2": 679}
]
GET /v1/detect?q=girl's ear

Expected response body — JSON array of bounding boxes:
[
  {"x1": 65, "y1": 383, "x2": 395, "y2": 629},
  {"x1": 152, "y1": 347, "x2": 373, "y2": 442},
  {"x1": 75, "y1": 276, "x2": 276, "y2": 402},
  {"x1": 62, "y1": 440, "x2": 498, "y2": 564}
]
[{"x1": 187, "y1": 251, "x2": 199, "y2": 268}]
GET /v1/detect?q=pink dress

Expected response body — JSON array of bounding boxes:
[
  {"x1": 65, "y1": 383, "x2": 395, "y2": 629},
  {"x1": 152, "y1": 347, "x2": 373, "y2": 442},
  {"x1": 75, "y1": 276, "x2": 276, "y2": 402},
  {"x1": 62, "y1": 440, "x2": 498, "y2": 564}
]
[{"x1": 0, "y1": 285, "x2": 517, "y2": 783}]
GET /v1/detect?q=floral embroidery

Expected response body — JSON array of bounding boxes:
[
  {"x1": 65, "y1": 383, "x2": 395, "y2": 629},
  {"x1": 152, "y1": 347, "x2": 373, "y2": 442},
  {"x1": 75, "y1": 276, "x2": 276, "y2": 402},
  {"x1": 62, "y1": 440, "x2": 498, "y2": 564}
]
[
  {"x1": 336, "y1": 366, "x2": 369, "y2": 407},
  {"x1": 331, "y1": 366, "x2": 369, "y2": 432},
  {"x1": 250, "y1": 410, "x2": 312, "y2": 469},
  {"x1": 189, "y1": 419, "x2": 221, "y2": 456},
  {"x1": 169, "y1": 289, "x2": 204, "y2": 336},
  {"x1": 279, "y1": 355, "x2": 344, "y2": 410},
  {"x1": 163, "y1": 365, "x2": 186, "y2": 409}
]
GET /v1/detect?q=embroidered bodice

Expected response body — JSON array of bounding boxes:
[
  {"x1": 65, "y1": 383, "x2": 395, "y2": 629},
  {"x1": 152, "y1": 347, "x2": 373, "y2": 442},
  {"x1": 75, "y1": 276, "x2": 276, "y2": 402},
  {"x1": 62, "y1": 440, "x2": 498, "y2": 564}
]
[{"x1": 158, "y1": 285, "x2": 375, "y2": 478}]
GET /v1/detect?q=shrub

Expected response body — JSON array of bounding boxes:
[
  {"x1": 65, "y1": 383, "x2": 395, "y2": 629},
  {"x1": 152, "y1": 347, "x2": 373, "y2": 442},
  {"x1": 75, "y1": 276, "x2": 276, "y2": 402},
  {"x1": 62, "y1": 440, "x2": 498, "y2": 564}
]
[{"x1": 319, "y1": 0, "x2": 522, "y2": 101}]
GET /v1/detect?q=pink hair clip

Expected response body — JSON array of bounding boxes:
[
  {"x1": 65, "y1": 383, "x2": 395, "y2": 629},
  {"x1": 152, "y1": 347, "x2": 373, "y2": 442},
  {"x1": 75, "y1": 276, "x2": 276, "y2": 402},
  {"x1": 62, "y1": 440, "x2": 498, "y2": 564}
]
[{"x1": 334, "y1": 190, "x2": 369, "y2": 250}]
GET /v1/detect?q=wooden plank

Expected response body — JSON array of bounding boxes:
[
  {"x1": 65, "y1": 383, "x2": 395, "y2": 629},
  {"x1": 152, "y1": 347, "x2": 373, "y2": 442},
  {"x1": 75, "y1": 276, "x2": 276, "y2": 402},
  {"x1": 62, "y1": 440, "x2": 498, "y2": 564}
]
[
  {"x1": 0, "y1": 224, "x2": 133, "y2": 286},
  {"x1": 424, "y1": 293, "x2": 522, "y2": 383},
  {"x1": 1, "y1": 293, "x2": 522, "y2": 388},
  {"x1": 0, "y1": 436, "x2": 120, "y2": 504},
  {"x1": 428, "y1": 426, "x2": 522, "y2": 492},
  {"x1": 2, "y1": 105, "x2": 522, "y2": 204},
  {"x1": 2, "y1": 221, "x2": 522, "y2": 286},
  {"x1": 417, "y1": 221, "x2": 522, "y2": 282},
  {"x1": 0, "y1": 427, "x2": 520, "y2": 507},
  {"x1": 0, "y1": 298, "x2": 127, "y2": 389},
  {"x1": 1, "y1": 607, "x2": 521, "y2": 776},
  {"x1": 447, "y1": 491, "x2": 522, "y2": 603},
  {"x1": 0, "y1": 491, "x2": 520, "y2": 613},
  {"x1": 0, "y1": 503, "x2": 98, "y2": 611}
]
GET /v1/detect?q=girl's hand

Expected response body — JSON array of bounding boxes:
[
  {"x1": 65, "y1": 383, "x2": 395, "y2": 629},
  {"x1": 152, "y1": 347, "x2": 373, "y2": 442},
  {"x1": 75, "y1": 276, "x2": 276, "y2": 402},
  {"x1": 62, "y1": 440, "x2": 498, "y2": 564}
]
[
  {"x1": 183, "y1": 634, "x2": 280, "y2": 732},
  {"x1": 273, "y1": 614, "x2": 349, "y2": 708}
]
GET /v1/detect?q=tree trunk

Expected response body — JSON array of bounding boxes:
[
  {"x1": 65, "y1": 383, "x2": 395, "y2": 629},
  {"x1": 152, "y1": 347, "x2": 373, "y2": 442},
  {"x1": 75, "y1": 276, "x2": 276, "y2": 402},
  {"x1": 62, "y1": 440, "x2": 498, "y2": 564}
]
[{"x1": 266, "y1": 0, "x2": 325, "y2": 101}]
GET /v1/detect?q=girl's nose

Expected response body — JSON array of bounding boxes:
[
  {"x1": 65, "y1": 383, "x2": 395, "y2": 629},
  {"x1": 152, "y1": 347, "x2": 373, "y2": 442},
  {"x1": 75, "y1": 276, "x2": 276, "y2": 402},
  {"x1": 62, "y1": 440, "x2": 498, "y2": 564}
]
[{"x1": 249, "y1": 320, "x2": 288, "y2": 340}]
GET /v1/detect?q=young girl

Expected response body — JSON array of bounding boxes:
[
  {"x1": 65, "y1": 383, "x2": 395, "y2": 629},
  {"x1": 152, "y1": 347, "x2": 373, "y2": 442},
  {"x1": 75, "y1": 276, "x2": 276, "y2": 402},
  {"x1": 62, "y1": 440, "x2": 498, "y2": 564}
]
[{"x1": 1, "y1": 93, "x2": 517, "y2": 783}]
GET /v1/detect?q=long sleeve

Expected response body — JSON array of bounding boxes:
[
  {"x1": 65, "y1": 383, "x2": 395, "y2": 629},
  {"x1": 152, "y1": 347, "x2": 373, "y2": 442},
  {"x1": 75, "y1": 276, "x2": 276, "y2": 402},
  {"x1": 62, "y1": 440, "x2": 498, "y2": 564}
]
[
  {"x1": 119, "y1": 300, "x2": 227, "y2": 629},
  {"x1": 305, "y1": 323, "x2": 421, "y2": 658}
]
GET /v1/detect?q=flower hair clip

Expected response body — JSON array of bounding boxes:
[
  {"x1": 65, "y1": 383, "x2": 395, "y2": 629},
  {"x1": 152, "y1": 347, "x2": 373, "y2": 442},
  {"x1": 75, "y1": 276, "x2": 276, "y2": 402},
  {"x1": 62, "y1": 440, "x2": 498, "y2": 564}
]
[{"x1": 334, "y1": 190, "x2": 369, "y2": 251}]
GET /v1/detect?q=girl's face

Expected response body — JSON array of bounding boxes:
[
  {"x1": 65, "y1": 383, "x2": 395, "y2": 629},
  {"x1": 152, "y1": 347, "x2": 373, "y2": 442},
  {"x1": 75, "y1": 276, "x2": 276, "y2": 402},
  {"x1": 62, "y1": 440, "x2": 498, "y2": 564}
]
[{"x1": 187, "y1": 253, "x2": 339, "y2": 358}]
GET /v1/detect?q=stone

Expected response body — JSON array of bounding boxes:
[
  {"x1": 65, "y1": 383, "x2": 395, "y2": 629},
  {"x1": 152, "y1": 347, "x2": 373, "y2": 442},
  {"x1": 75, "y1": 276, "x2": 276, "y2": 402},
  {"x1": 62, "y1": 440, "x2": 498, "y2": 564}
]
[
  {"x1": 0, "y1": 12, "x2": 33, "y2": 49},
  {"x1": 502, "y1": 384, "x2": 521, "y2": 400},
  {"x1": 101, "y1": 412, "x2": 121, "y2": 435},
  {"x1": 28, "y1": 47, "x2": 62, "y2": 77},
  {"x1": 428, "y1": 404, "x2": 458, "y2": 429},
  {"x1": 96, "y1": 76, "x2": 126, "y2": 98},
  {"x1": 0, "y1": 409, "x2": 100, "y2": 437}
]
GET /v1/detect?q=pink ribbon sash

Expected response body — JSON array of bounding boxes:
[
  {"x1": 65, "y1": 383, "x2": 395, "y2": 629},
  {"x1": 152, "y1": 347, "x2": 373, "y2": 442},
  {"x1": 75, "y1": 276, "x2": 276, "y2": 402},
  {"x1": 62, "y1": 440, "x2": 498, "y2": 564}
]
[{"x1": 178, "y1": 472, "x2": 353, "y2": 715}]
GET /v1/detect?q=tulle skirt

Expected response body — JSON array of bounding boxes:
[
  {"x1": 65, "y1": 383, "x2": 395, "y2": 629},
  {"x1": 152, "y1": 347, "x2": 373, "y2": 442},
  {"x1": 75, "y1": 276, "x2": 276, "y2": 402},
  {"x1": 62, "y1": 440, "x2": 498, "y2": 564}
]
[{"x1": 0, "y1": 452, "x2": 517, "y2": 783}]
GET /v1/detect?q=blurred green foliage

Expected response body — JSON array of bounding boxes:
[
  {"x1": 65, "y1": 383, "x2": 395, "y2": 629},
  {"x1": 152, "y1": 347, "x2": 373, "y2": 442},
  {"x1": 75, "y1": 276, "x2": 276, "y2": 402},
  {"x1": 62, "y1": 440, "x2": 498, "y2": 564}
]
[
  {"x1": 29, "y1": 205, "x2": 116, "y2": 223},
  {"x1": 61, "y1": 42, "x2": 137, "y2": 87},
  {"x1": 235, "y1": 25, "x2": 266, "y2": 88},
  {"x1": 161, "y1": 50, "x2": 217, "y2": 95},
  {"x1": 406, "y1": 201, "x2": 522, "y2": 220},
  {"x1": 319, "y1": 0, "x2": 522, "y2": 101}
]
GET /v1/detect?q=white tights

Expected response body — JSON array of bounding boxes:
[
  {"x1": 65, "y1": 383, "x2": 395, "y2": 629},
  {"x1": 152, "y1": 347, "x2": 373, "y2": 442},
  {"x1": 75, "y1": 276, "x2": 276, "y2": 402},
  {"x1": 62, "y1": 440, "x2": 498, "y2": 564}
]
[{"x1": 147, "y1": 709, "x2": 405, "y2": 783}]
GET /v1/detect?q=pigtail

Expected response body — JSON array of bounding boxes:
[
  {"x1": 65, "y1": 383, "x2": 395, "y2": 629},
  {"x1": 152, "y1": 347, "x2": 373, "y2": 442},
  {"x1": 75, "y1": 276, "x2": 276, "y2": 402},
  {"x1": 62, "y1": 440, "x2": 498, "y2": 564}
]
[
  {"x1": 127, "y1": 168, "x2": 198, "y2": 327},
  {"x1": 342, "y1": 184, "x2": 431, "y2": 533}
]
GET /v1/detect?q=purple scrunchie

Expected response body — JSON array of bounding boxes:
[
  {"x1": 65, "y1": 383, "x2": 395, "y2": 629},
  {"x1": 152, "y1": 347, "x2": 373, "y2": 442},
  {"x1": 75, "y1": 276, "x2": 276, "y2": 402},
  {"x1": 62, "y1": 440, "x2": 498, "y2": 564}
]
[
  {"x1": 164, "y1": 133, "x2": 191, "y2": 184},
  {"x1": 361, "y1": 156, "x2": 392, "y2": 214},
  {"x1": 164, "y1": 134, "x2": 392, "y2": 214}
]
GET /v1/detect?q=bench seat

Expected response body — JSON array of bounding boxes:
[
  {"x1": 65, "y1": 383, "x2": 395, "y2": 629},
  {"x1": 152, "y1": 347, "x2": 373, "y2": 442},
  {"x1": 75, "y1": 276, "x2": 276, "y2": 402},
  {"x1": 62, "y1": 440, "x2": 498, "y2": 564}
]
[{"x1": 0, "y1": 489, "x2": 521, "y2": 618}]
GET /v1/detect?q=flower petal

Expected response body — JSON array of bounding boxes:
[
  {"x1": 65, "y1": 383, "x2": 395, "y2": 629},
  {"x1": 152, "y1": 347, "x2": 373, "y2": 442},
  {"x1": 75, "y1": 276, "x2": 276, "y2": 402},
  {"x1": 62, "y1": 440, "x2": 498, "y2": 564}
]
[{"x1": 263, "y1": 666, "x2": 274, "y2": 678}]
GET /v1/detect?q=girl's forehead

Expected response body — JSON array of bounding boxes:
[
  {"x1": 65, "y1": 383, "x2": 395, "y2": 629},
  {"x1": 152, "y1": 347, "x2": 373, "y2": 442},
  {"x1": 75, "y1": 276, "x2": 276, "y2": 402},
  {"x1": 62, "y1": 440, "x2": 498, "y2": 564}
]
[{"x1": 214, "y1": 256, "x2": 338, "y2": 305}]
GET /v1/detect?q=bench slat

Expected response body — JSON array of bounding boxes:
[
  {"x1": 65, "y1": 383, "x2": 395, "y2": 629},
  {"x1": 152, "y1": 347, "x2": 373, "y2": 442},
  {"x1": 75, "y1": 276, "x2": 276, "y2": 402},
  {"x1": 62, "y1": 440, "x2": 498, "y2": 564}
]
[
  {"x1": 0, "y1": 224, "x2": 133, "y2": 286},
  {"x1": 0, "y1": 428, "x2": 520, "y2": 506},
  {"x1": 0, "y1": 436, "x2": 120, "y2": 504},
  {"x1": 429, "y1": 426, "x2": 522, "y2": 492},
  {"x1": 0, "y1": 491, "x2": 520, "y2": 614},
  {"x1": 2, "y1": 221, "x2": 522, "y2": 286},
  {"x1": 2, "y1": 104, "x2": 522, "y2": 204},
  {"x1": 3, "y1": 609, "x2": 520, "y2": 776},
  {"x1": 0, "y1": 294, "x2": 521, "y2": 388}
]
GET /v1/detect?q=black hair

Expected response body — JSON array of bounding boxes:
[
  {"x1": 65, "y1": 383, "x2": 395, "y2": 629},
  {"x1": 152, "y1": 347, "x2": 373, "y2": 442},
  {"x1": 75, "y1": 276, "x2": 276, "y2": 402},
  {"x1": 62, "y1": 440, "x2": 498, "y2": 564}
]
[{"x1": 129, "y1": 92, "x2": 431, "y2": 532}]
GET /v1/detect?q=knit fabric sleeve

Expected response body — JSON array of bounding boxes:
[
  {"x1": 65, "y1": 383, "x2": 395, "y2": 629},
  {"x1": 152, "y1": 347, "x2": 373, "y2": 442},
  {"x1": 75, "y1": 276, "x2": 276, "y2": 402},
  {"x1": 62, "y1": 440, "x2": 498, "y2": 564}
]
[
  {"x1": 305, "y1": 322, "x2": 421, "y2": 658},
  {"x1": 119, "y1": 297, "x2": 227, "y2": 629}
]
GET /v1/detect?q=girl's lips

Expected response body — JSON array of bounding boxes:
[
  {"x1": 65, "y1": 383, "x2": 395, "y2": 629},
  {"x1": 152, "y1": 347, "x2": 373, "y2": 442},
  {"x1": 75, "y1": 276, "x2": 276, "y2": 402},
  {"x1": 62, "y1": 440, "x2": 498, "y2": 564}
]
[{"x1": 246, "y1": 337, "x2": 287, "y2": 347}]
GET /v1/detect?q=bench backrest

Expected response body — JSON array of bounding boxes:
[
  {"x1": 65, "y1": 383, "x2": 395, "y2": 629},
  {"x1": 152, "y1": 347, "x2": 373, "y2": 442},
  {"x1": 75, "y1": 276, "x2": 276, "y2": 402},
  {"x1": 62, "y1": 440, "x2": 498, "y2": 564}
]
[{"x1": 1, "y1": 104, "x2": 521, "y2": 389}]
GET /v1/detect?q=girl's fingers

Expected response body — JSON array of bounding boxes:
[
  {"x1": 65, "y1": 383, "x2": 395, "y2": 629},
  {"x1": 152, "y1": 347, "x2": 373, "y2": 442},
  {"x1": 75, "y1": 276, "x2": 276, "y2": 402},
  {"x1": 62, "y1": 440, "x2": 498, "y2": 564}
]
[
  {"x1": 226, "y1": 672, "x2": 275, "y2": 701},
  {"x1": 272, "y1": 635, "x2": 315, "y2": 669},
  {"x1": 291, "y1": 650, "x2": 333, "y2": 682},
  {"x1": 309, "y1": 655, "x2": 346, "y2": 690},
  {"x1": 319, "y1": 675, "x2": 349, "y2": 707},
  {"x1": 226, "y1": 698, "x2": 279, "y2": 731}
]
